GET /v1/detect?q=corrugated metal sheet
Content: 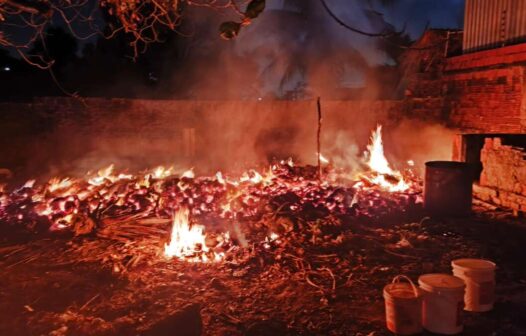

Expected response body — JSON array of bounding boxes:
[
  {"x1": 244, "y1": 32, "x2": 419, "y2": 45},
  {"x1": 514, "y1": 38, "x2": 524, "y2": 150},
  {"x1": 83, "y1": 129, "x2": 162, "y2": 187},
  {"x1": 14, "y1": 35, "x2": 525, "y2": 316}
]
[{"x1": 463, "y1": 0, "x2": 526, "y2": 53}]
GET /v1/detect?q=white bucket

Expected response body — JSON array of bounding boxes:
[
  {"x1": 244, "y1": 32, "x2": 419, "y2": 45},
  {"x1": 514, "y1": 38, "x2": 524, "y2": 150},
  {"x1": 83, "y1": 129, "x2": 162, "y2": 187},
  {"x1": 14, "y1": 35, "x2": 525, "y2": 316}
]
[
  {"x1": 418, "y1": 274, "x2": 465, "y2": 335},
  {"x1": 452, "y1": 258, "x2": 496, "y2": 312},
  {"x1": 383, "y1": 275, "x2": 423, "y2": 335}
]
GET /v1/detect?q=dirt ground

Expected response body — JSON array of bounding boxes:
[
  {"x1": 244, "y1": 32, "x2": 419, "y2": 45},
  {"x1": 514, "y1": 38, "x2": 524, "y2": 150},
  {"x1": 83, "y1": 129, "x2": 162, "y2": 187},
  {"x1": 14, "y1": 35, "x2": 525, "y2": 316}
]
[{"x1": 1, "y1": 206, "x2": 526, "y2": 336}]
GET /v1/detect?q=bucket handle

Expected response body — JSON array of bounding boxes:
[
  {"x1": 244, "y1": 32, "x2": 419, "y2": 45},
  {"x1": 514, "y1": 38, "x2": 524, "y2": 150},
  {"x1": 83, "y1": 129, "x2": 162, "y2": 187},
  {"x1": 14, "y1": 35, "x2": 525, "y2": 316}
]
[{"x1": 392, "y1": 275, "x2": 420, "y2": 298}]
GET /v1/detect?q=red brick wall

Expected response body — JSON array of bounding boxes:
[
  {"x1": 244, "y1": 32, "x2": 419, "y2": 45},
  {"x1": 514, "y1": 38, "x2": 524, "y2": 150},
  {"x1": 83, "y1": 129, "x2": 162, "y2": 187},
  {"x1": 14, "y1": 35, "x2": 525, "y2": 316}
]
[
  {"x1": 446, "y1": 43, "x2": 526, "y2": 72},
  {"x1": 443, "y1": 47, "x2": 526, "y2": 213},
  {"x1": 402, "y1": 41, "x2": 526, "y2": 133},
  {"x1": 444, "y1": 66, "x2": 526, "y2": 133}
]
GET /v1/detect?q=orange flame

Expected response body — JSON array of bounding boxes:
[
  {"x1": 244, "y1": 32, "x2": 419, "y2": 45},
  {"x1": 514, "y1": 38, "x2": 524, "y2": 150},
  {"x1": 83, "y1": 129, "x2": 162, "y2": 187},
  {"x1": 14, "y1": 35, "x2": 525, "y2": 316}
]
[
  {"x1": 365, "y1": 125, "x2": 393, "y2": 175},
  {"x1": 181, "y1": 168, "x2": 195, "y2": 179},
  {"x1": 152, "y1": 166, "x2": 174, "y2": 179},
  {"x1": 363, "y1": 125, "x2": 409, "y2": 192},
  {"x1": 319, "y1": 153, "x2": 330, "y2": 164},
  {"x1": 48, "y1": 178, "x2": 73, "y2": 193},
  {"x1": 87, "y1": 164, "x2": 133, "y2": 186},
  {"x1": 164, "y1": 208, "x2": 220, "y2": 262}
]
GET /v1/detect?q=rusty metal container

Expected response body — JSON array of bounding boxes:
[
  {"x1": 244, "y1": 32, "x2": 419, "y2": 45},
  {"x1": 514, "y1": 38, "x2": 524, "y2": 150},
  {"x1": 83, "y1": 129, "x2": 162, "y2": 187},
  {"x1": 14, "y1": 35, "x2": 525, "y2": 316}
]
[
  {"x1": 424, "y1": 161, "x2": 474, "y2": 216},
  {"x1": 464, "y1": 0, "x2": 526, "y2": 53}
]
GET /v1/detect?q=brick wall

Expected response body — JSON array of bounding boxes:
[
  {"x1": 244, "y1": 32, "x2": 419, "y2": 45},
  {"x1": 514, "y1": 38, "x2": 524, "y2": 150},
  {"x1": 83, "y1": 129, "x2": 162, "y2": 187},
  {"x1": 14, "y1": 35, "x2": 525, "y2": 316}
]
[
  {"x1": 401, "y1": 36, "x2": 525, "y2": 131},
  {"x1": 0, "y1": 98, "x2": 403, "y2": 178},
  {"x1": 444, "y1": 66, "x2": 526, "y2": 133},
  {"x1": 404, "y1": 43, "x2": 526, "y2": 213},
  {"x1": 440, "y1": 45, "x2": 526, "y2": 212}
]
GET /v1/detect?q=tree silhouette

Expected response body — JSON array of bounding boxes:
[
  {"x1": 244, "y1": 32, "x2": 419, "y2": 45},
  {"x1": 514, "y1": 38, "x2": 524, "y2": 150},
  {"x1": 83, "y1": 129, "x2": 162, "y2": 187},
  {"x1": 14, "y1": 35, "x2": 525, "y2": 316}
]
[{"x1": 30, "y1": 26, "x2": 78, "y2": 73}]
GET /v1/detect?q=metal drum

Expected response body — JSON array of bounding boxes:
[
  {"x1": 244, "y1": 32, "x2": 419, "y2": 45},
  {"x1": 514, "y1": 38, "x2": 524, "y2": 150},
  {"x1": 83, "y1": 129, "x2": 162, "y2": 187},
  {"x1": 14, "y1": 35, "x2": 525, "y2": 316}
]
[{"x1": 424, "y1": 161, "x2": 474, "y2": 216}]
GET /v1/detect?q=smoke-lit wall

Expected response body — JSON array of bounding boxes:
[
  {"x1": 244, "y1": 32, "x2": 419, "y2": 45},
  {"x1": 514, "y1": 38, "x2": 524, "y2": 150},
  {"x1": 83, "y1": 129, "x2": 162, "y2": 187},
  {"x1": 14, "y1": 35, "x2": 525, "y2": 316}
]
[{"x1": 0, "y1": 97, "x2": 453, "y2": 181}]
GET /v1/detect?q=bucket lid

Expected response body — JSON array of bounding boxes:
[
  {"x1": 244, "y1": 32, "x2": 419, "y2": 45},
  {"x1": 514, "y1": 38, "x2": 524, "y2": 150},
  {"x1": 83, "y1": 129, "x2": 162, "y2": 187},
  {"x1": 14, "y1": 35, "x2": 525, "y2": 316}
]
[
  {"x1": 452, "y1": 258, "x2": 496, "y2": 272},
  {"x1": 418, "y1": 274, "x2": 465, "y2": 292}
]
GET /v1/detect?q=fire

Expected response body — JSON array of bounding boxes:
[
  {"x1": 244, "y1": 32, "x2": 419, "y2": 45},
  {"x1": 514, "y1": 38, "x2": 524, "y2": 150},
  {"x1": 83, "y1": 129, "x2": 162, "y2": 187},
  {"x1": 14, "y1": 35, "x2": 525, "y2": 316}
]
[
  {"x1": 88, "y1": 164, "x2": 114, "y2": 186},
  {"x1": 181, "y1": 168, "x2": 195, "y2": 179},
  {"x1": 319, "y1": 153, "x2": 330, "y2": 164},
  {"x1": 164, "y1": 208, "x2": 220, "y2": 262},
  {"x1": 48, "y1": 178, "x2": 73, "y2": 193},
  {"x1": 365, "y1": 125, "x2": 393, "y2": 175},
  {"x1": 22, "y1": 180, "x2": 36, "y2": 188},
  {"x1": 215, "y1": 171, "x2": 226, "y2": 184},
  {"x1": 87, "y1": 164, "x2": 133, "y2": 186},
  {"x1": 0, "y1": 123, "x2": 419, "y2": 246},
  {"x1": 363, "y1": 125, "x2": 410, "y2": 192},
  {"x1": 239, "y1": 168, "x2": 275, "y2": 185},
  {"x1": 240, "y1": 170, "x2": 263, "y2": 184},
  {"x1": 152, "y1": 166, "x2": 174, "y2": 179}
]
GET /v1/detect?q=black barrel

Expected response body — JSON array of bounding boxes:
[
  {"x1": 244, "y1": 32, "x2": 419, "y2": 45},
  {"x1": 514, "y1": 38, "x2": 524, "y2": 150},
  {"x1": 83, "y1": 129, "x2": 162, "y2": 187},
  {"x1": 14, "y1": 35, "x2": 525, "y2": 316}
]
[{"x1": 424, "y1": 161, "x2": 474, "y2": 216}]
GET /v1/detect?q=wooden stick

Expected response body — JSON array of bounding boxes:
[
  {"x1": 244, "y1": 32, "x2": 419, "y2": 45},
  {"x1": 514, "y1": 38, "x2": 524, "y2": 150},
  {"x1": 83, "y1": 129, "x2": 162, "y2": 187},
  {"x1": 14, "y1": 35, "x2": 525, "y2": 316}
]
[
  {"x1": 316, "y1": 97, "x2": 322, "y2": 181},
  {"x1": 80, "y1": 293, "x2": 101, "y2": 311}
]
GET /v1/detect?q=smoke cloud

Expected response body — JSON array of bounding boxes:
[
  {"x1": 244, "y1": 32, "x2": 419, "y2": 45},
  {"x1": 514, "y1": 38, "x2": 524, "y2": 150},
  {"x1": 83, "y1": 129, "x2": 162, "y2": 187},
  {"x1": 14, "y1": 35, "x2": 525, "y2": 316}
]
[
  {"x1": 1, "y1": 1, "x2": 458, "y2": 182},
  {"x1": 167, "y1": 0, "x2": 398, "y2": 100},
  {"x1": 3, "y1": 99, "x2": 455, "y2": 183}
]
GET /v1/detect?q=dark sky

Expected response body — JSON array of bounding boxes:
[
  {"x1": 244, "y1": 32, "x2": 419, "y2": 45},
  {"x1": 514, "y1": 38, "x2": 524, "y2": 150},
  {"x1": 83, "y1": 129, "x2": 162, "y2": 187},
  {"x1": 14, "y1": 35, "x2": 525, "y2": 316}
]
[
  {"x1": 382, "y1": 0, "x2": 465, "y2": 38},
  {"x1": 2, "y1": 0, "x2": 465, "y2": 58},
  {"x1": 0, "y1": 0, "x2": 467, "y2": 99}
]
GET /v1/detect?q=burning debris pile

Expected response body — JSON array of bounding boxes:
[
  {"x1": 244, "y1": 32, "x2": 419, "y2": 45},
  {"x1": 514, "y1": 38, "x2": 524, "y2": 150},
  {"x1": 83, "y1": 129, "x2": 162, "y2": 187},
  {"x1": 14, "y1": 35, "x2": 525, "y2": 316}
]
[
  {"x1": 5, "y1": 126, "x2": 523, "y2": 336},
  {"x1": 0, "y1": 126, "x2": 422, "y2": 264}
]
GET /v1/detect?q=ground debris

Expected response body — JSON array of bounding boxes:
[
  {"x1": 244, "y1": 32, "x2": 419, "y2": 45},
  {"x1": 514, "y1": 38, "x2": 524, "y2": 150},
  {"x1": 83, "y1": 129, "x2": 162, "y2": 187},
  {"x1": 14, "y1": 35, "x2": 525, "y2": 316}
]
[
  {"x1": 141, "y1": 303, "x2": 202, "y2": 336},
  {"x1": 0, "y1": 166, "x2": 525, "y2": 335}
]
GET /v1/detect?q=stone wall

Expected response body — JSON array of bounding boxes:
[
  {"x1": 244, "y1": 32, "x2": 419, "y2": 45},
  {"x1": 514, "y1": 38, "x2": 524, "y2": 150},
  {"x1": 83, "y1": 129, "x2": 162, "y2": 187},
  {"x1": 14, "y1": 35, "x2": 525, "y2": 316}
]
[{"x1": 474, "y1": 137, "x2": 526, "y2": 214}]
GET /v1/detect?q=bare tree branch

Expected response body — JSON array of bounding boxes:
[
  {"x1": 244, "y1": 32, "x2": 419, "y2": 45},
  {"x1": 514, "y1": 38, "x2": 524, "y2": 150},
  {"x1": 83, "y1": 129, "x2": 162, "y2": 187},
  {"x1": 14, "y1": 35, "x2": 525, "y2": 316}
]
[
  {"x1": 319, "y1": 0, "x2": 403, "y2": 38},
  {"x1": 0, "y1": 0, "x2": 245, "y2": 64}
]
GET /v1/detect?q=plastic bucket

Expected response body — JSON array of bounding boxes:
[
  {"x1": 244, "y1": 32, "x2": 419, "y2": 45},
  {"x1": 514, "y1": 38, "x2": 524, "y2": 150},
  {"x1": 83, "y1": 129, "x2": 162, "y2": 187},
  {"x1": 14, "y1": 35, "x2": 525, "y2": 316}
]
[
  {"x1": 383, "y1": 275, "x2": 423, "y2": 335},
  {"x1": 418, "y1": 274, "x2": 465, "y2": 335},
  {"x1": 452, "y1": 258, "x2": 496, "y2": 312}
]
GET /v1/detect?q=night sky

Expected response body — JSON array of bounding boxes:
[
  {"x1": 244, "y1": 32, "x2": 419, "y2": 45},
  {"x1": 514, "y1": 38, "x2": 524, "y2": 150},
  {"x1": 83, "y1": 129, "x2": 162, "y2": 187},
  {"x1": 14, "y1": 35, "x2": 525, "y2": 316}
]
[
  {"x1": 382, "y1": 0, "x2": 465, "y2": 38},
  {"x1": 0, "y1": 0, "x2": 467, "y2": 99},
  {"x1": 264, "y1": 0, "x2": 465, "y2": 39},
  {"x1": 2, "y1": 0, "x2": 466, "y2": 56}
]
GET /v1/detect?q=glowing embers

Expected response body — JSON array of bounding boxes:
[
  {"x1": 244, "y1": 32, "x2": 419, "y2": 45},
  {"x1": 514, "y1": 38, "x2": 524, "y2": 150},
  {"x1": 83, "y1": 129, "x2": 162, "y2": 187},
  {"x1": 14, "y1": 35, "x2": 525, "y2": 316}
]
[
  {"x1": 362, "y1": 125, "x2": 410, "y2": 193},
  {"x1": 164, "y1": 208, "x2": 228, "y2": 262},
  {"x1": 47, "y1": 178, "x2": 73, "y2": 193},
  {"x1": 0, "y1": 124, "x2": 419, "y2": 241},
  {"x1": 87, "y1": 164, "x2": 133, "y2": 186}
]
